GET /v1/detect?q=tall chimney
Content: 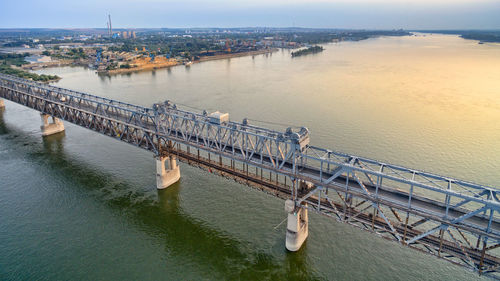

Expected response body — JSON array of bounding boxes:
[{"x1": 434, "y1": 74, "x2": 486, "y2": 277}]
[{"x1": 108, "y1": 14, "x2": 112, "y2": 37}]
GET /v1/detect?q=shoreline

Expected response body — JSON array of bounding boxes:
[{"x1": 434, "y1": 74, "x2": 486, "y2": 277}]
[
  {"x1": 2, "y1": 65, "x2": 62, "y2": 83},
  {"x1": 195, "y1": 48, "x2": 278, "y2": 64},
  {"x1": 98, "y1": 48, "x2": 278, "y2": 75},
  {"x1": 21, "y1": 59, "x2": 75, "y2": 71},
  {"x1": 102, "y1": 60, "x2": 178, "y2": 75}
]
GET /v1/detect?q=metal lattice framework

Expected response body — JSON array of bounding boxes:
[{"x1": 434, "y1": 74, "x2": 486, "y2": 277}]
[
  {"x1": 153, "y1": 101, "x2": 309, "y2": 172},
  {"x1": 1, "y1": 73, "x2": 499, "y2": 277}
]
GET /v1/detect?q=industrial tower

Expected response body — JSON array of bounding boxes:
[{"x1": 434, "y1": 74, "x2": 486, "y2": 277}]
[{"x1": 108, "y1": 14, "x2": 112, "y2": 37}]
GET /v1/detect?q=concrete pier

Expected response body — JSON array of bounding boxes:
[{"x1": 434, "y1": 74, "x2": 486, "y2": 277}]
[
  {"x1": 40, "y1": 114, "x2": 65, "y2": 136},
  {"x1": 156, "y1": 155, "x2": 181, "y2": 189},
  {"x1": 285, "y1": 199, "x2": 308, "y2": 251},
  {"x1": 0, "y1": 99, "x2": 4, "y2": 108}
]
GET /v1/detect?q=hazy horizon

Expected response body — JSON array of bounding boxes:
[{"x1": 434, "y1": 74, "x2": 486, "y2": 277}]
[
  {"x1": 1, "y1": 0, "x2": 499, "y2": 30},
  {"x1": 1, "y1": 27, "x2": 500, "y2": 31}
]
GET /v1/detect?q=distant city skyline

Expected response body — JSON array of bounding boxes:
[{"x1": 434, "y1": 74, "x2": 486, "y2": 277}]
[{"x1": 1, "y1": 0, "x2": 499, "y2": 29}]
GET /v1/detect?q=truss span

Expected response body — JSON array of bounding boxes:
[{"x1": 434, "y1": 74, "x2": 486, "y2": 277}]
[{"x1": 1, "y1": 73, "x2": 500, "y2": 277}]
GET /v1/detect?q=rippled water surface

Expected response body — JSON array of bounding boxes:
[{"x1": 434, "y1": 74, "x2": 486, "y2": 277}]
[{"x1": 1, "y1": 34, "x2": 499, "y2": 280}]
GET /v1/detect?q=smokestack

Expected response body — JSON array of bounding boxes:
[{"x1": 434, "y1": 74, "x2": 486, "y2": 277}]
[{"x1": 108, "y1": 14, "x2": 112, "y2": 37}]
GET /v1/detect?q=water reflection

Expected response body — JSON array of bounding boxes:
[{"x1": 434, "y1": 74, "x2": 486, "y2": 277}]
[
  {"x1": 0, "y1": 107, "x2": 6, "y2": 134},
  {"x1": 41, "y1": 131, "x2": 66, "y2": 155},
  {"x1": 98, "y1": 74, "x2": 111, "y2": 82}
]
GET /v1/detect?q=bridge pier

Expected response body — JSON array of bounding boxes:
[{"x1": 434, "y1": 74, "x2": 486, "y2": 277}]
[
  {"x1": 40, "y1": 114, "x2": 65, "y2": 136},
  {"x1": 156, "y1": 155, "x2": 180, "y2": 189},
  {"x1": 285, "y1": 199, "x2": 308, "y2": 251}
]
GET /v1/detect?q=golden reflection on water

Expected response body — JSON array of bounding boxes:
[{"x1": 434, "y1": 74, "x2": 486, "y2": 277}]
[
  {"x1": 12, "y1": 33, "x2": 495, "y2": 281},
  {"x1": 40, "y1": 33, "x2": 500, "y2": 186},
  {"x1": 305, "y1": 34, "x2": 500, "y2": 185}
]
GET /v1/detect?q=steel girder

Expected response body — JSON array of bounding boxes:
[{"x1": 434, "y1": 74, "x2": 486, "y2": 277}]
[
  {"x1": 0, "y1": 75, "x2": 159, "y2": 154},
  {"x1": 1, "y1": 73, "x2": 500, "y2": 276},
  {"x1": 153, "y1": 101, "x2": 309, "y2": 170}
]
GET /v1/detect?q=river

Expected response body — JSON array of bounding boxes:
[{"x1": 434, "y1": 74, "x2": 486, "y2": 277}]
[{"x1": 1, "y1": 33, "x2": 499, "y2": 280}]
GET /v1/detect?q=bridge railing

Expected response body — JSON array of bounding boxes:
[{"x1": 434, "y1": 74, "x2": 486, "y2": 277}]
[
  {"x1": 150, "y1": 99, "x2": 500, "y2": 242},
  {"x1": 295, "y1": 145, "x2": 500, "y2": 241},
  {"x1": 154, "y1": 101, "x2": 310, "y2": 171}
]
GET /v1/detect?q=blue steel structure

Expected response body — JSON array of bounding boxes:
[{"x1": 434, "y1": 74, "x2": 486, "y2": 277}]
[
  {"x1": 0, "y1": 73, "x2": 499, "y2": 277},
  {"x1": 95, "y1": 49, "x2": 102, "y2": 63}
]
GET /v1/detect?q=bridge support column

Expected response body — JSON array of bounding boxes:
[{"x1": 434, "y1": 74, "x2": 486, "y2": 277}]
[
  {"x1": 156, "y1": 155, "x2": 180, "y2": 189},
  {"x1": 0, "y1": 99, "x2": 4, "y2": 108},
  {"x1": 285, "y1": 199, "x2": 308, "y2": 251},
  {"x1": 40, "y1": 114, "x2": 65, "y2": 136}
]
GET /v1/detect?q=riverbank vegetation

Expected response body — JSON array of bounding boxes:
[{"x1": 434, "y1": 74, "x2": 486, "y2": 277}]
[
  {"x1": 0, "y1": 53, "x2": 29, "y2": 66},
  {"x1": 291, "y1": 46, "x2": 324, "y2": 57},
  {"x1": 49, "y1": 47, "x2": 87, "y2": 60},
  {"x1": 0, "y1": 28, "x2": 412, "y2": 77},
  {"x1": 417, "y1": 30, "x2": 500, "y2": 43},
  {"x1": 460, "y1": 32, "x2": 500, "y2": 43},
  {"x1": 0, "y1": 53, "x2": 60, "y2": 82}
]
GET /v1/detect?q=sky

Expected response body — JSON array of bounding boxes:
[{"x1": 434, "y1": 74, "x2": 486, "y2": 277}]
[{"x1": 1, "y1": 0, "x2": 499, "y2": 29}]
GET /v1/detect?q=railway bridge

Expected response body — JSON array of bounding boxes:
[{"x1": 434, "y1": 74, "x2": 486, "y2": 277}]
[{"x1": 1, "y1": 73, "x2": 500, "y2": 277}]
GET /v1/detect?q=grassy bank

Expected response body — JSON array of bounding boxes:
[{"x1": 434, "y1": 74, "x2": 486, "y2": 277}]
[
  {"x1": 291, "y1": 45, "x2": 324, "y2": 57},
  {"x1": 0, "y1": 54, "x2": 60, "y2": 82}
]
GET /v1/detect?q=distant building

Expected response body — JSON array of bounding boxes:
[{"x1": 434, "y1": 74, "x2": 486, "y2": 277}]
[{"x1": 78, "y1": 35, "x2": 91, "y2": 41}]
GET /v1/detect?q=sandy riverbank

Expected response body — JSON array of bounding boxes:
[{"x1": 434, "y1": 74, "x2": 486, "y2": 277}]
[
  {"x1": 196, "y1": 48, "x2": 278, "y2": 63},
  {"x1": 21, "y1": 59, "x2": 75, "y2": 70},
  {"x1": 103, "y1": 57, "x2": 179, "y2": 75},
  {"x1": 102, "y1": 48, "x2": 278, "y2": 75}
]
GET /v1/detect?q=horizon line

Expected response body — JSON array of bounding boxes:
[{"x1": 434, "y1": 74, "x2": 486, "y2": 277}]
[{"x1": 0, "y1": 27, "x2": 500, "y2": 31}]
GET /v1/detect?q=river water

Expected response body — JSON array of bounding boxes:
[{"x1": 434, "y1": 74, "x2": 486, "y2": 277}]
[{"x1": 1, "y1": 34, "x2": 499, "y2": 280}]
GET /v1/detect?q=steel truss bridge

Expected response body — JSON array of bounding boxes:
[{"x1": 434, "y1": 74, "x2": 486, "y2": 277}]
[{"x1": 1, "y1": 73, "x2": 500, "y2": 278}]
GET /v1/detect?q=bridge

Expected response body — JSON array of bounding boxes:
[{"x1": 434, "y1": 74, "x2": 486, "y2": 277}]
[{"x1": 1, "y1": 73, "x2": 500, "y2": 278}]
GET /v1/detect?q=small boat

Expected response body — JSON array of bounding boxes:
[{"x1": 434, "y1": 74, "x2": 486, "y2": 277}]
[
  {"x1": 184, "y1": 61, "x2": 193, "y2": 67},
  {"x1": 478, "y1": 41, "x2": 485, "y2": 45}
]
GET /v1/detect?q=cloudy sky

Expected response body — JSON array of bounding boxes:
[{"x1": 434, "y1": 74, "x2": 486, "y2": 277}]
[{"x1": 1, "y1": 0, "x2": 499, "y2": 29}]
